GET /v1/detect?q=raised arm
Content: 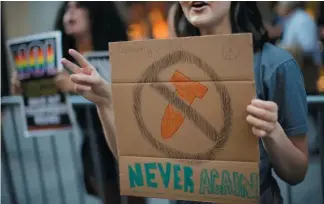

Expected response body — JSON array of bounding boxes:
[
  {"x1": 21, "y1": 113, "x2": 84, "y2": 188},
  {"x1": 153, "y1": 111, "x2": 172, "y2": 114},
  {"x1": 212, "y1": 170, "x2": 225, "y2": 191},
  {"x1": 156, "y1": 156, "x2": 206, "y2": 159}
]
[{"x1": 61, "y1": 49, "x2": 118, "y2": 158}]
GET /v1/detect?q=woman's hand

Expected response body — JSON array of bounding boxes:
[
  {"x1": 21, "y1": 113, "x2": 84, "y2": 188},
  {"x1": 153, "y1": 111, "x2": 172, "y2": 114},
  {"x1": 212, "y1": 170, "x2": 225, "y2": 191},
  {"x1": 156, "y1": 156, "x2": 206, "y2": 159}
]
[
  {"x1": 246, "y1": 99, "x2": 279, "y2": 139},
  {"x1": 61, "y1": 49, "x2": 111, "y2": 107},
  {"x1": 10, "y1": 71, "x2": 23, "y2": 95}
]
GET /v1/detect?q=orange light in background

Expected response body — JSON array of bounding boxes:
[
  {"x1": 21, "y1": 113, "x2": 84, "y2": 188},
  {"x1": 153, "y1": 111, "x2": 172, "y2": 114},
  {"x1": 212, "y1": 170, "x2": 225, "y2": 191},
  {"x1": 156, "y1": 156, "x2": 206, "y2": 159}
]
[
  {"x1": 149, "y1": 8, "x2": 169, "y2": 39},
  {"x1": 319, "y1": 68, "x2": 324, "y2": 92},
  {"x1": 306, "y1": 8, "x2": 315, "y2": 20},
  {"x1": 128, "y1": 21, "x2": 149, "y2": 41},
  {"x1": 127, "y1": 2, "x2": 170, "y2": 40}
]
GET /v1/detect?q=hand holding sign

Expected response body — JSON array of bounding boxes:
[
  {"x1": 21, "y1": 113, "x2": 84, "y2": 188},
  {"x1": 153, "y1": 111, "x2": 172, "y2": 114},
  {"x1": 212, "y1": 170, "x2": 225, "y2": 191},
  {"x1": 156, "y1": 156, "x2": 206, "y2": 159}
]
[
  {"x1": 246, "y1": 99, "x2": 278, "y2": 138},
  {"x1": 11, "y1": 69, "x2": 73, "y2": 94},
  {"x1": 61, "y1": 49, "x2": 112, "y2": 106},
  {"x1": 10, "y1": 71, "x2": 23, "y2": 95}
]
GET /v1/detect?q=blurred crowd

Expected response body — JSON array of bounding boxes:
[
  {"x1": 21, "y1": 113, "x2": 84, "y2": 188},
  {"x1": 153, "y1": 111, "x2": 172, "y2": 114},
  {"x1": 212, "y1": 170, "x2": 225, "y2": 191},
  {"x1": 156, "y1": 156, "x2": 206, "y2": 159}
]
[
  {"x1": 1, "y1": 1, "x2": 324, "y2": 204},
  {"x1": 264, "y1": 1, "x2": 324, "y2": 95},
  {"x1": 2, "y1": 2, "x2": 324, "y2": 99}
]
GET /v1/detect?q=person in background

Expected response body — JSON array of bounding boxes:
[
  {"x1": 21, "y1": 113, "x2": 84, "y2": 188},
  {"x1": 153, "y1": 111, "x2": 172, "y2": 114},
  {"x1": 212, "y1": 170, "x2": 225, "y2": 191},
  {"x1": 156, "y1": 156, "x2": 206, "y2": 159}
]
[
  {"x1": 54, "y1": 2, "x2": 127, "y2": 204},
  {"x1": 275, "y1": 1, "x2": 321, "y2": 155},
  {"x1": 11, "y1": 2, "x2": 145, "y2": 204},
  {"x1": 276, "y1": 2, "x2": 321, "y2": 65},
  {"x1": 62, "y1": 2, "x2": 309, "y2": 204},
  {"x1": 276, "y1": 2, "x2": 321, "y2": 93},
  {"x1": 317, "y1": 2, "x2": 324, "y2": 60},
  {"x1": 263, "y1": 2, "x2": 284, "y2": 42}
]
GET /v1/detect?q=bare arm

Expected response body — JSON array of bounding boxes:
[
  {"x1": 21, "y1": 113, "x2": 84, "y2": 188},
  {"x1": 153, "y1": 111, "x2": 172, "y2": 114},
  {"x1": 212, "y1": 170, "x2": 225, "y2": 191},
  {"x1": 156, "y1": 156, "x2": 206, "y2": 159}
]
[
  {"x1": 246, "y1": 99, "x2": 308, "y2": 186},
  {"x1": 262, "y1": 123, "x2": 308, "y2": 185},
  {"x1": 60, "y1": 49, "x2": 119, "y2": 159},
  {"x1": 96, "y1": 101, "x2": 118, "y2": 159}
]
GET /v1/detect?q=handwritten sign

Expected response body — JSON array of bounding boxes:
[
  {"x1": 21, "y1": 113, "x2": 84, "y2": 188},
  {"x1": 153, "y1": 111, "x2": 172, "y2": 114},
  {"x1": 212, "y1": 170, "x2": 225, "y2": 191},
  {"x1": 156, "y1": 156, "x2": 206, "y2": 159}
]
[
  {"x1": 110, "y1": 34, "x2": 258, "y2": 203},
  {"x1": 7, "y1": 31, "x2": 74, "y2": 137},
  {"x1": 132, "y1": 50, "x2": 233, "y2": 159},
  {"x1": 120, "y1": 157, "x2": 259, "y2": 203},
  {"x1": 128, "y1": 162, "x2": 259, "y2": 198}
]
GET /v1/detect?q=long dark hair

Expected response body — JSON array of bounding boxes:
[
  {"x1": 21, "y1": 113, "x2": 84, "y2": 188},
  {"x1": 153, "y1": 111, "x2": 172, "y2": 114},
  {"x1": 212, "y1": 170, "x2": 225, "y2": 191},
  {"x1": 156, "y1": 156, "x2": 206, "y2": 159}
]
[
  {"x1": 174, "y1": 2, "x2": 270, "y2": 52},
  {"x1": 55, "y1": 1, "x2": 128, "y2": 60}
]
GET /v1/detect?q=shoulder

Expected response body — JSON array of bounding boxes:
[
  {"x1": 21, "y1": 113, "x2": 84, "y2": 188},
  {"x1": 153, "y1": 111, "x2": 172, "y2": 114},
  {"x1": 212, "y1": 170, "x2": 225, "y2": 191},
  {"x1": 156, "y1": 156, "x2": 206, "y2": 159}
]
[
  {"x1": 258, "y1": 44, "x2": 308, "y2": 136},
  {"x1": 259, "y1": 43, "x2": 299, "y2": 80},
  {"x1": 293, "y1": 10, "x2": 316, "y2": 25}
]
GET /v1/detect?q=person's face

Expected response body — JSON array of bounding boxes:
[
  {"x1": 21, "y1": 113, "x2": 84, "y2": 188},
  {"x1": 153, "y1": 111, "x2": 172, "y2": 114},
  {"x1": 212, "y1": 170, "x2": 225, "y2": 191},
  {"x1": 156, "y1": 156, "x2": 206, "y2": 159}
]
[
  {"x1": 63, "y1": 1, "x2": 90, "y2": 36},
  {"x1": 275, "y1": 3, "x2": 289, "y2": 17},
  {"x1": 179, "y1": 1, "x2": 231, "y2": 29}
]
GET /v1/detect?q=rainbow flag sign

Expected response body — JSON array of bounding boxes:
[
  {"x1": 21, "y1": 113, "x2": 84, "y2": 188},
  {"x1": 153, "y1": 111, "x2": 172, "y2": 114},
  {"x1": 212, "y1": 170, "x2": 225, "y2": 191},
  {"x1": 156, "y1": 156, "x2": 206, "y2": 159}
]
[
  {"x1": 84, "y1": 51, "x2": 110, "y2": 82},
  {"x1": 6, "y1": 31, "x2": 74, "y2": 137}
]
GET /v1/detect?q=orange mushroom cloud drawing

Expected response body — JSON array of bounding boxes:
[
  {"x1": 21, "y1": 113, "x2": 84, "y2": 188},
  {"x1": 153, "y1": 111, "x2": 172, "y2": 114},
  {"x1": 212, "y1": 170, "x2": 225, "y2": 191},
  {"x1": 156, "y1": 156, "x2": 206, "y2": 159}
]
[{"x1": 161, "y1": 70, "x2": 208, "y2": 139}]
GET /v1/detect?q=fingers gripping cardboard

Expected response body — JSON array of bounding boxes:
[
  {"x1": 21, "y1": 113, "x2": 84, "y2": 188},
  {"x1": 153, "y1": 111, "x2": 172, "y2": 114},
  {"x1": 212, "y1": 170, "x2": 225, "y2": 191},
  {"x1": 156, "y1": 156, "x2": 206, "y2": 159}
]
[{"x1": 109, "y1": 34, "x2": 259, "y2": 203}]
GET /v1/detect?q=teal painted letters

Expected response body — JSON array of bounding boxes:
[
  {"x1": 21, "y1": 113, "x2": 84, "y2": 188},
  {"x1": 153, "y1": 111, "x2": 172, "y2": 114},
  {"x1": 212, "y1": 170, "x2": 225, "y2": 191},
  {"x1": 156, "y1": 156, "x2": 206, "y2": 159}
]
[
  {"x1": 221, "y1": 170, "x2": 233, "y2": 195},
  {"x1": 144, "y1": 163, "x2": 158, "y2": 188},
  {"x1": 128, "y1": 163, "x2": 144, "y2": 188},
  {"x1": 128, "y1": 162, "x2": 194, "y2": 194},
  {"x1": 198, "y1": 169, "x2": 258, "y2": 199},
  {"x1": 183, "y1": 166, "x2": 194, "y2": 193},
  {"x1": 173, "y1": 164, "x2": 182, "y2": 190},
  {"x1": 157, "y1": 162, "x2": 171, "y2": 188}
]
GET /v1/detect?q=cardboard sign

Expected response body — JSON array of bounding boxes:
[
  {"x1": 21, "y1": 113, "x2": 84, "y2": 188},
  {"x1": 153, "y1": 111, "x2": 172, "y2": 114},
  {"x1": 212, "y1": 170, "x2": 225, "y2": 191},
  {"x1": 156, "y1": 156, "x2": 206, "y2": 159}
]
[
  {"x1": 109, "y1": 34, "x2": 259, "y2": 203},
  {"x1": 6, "y1": 31, "x2": 74, "y2": 137},
  {"x1": 84, "y1": 51, "x2": 111, "y2": 82}
]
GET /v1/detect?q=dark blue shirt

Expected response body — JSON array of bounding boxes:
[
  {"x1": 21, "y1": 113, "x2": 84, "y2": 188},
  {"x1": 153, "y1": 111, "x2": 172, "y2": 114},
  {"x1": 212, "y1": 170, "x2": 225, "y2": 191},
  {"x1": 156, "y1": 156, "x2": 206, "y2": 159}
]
[
  {"x1": 254, "y1": 43, "x2": 308, "y2": 196},
  {"x1": 178, "y1": 43, "x2": 308, "y2": 204}
]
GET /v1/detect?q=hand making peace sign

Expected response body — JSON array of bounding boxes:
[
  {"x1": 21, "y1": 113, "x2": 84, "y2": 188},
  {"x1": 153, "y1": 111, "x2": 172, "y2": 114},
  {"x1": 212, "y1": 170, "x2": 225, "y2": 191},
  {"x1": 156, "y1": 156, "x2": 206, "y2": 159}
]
[{"x1": 61, "y1": 49, "x2": 112, "y2": 107}]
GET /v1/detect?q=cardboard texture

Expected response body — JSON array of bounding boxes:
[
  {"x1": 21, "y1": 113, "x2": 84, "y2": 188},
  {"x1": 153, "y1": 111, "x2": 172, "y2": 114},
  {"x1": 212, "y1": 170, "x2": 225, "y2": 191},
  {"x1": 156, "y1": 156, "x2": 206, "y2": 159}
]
[{"x1": 109, "y1": 34, "x2": 259, "y2": 204}]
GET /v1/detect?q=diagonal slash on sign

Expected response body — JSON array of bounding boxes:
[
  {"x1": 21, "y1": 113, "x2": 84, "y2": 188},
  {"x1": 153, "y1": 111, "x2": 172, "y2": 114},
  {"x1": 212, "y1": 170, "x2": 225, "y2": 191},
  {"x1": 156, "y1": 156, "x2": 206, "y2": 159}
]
[
  {"x1": 133, "y1": 50, "x2": 233, "y2": 160},
  {"x1": 151, "y1": 83, "x2": 220, "y2": 142}
]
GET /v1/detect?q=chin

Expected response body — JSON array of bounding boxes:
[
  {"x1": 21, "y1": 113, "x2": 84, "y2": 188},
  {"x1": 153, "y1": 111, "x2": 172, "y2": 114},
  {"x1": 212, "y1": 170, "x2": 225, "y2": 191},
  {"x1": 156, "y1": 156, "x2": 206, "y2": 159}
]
[{"x1": 188, "y1": 16, "x2": 213, "y2": 29}]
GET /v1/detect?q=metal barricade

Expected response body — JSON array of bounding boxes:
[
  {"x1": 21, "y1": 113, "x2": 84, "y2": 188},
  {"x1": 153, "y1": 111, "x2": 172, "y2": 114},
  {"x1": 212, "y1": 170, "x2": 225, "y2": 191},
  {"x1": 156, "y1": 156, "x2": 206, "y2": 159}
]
[
  {"x1": 286, "y1": 96, "x2": 324, "y2": 204},
  {"x1": 1, "y1": 95, "x2": 323, "y2": 204},
  {"x1": 1, "y1": 96, "x2": 94, "y2": 204}
]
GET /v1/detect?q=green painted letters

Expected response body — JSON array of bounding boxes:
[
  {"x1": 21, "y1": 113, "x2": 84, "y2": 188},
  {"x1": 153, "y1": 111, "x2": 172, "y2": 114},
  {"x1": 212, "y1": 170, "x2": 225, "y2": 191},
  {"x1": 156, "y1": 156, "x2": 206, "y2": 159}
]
[
  {"x1": 157, "y1": 162, "x2": 171, "y2": 188},
  {"x1": 183, "y1": 166, "x2": 194, "y2": 193},
  {"x1": 199, "y1": 169, "x2": 259, "y2": 199},
  {"x1": 128, "y1": 163, "x2": 144, "y2": 188},
  {"x1": 128, "y1": 162, "x2": 194, "y2": 194},
  {"x1": 173, "y1": 164, "x2": 182, "y2": 190},
  {"x1": 144, "y1": 163, "x2": 158, "y2": 188},
  {"x1": 221, "y1": 170, "x2": 233, "y2": 195}
]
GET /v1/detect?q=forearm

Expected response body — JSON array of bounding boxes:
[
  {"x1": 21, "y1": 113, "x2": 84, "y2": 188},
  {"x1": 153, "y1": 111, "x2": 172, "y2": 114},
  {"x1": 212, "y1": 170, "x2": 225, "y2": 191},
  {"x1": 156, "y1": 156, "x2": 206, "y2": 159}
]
[
  {"x1": 262, "y1": 123, "x2": 308, "y2": 185},
  {"x1": 96, "y1": 104, "x2": 118, "y2": 159}
]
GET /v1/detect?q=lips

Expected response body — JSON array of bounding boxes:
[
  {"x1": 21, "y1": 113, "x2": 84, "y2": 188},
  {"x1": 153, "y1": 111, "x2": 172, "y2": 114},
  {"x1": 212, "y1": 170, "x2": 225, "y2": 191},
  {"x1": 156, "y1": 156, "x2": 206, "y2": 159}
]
[
  {"x1": 191, "y1": 1, "x2": 208, "y2": 8},
  {"x1": 68, "y1": 19, "x2": 76, "y2": 25},
  {"x1": 190, "y1": 1, "x2": 208, "y2": 12}
]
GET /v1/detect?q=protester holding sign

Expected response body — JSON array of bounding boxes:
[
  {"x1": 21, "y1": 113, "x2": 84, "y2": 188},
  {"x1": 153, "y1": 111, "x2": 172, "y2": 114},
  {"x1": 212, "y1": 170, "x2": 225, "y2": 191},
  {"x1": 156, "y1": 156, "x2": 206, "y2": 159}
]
[
  {"x1": 55, "y1": 2, "x2": 145, "y2": 204},
  {"x1": 61, "y1": 2, "x2": 308, "y2": 204},
  {"x1": 173, "y1": 2, "x2": 308, "y2": 203},
  {"x1": 54, "y1": 2, "x2": 124, "y2": 203},
  {"x1": 10, "y1": 1, "x2": 144, "y2": 204}
]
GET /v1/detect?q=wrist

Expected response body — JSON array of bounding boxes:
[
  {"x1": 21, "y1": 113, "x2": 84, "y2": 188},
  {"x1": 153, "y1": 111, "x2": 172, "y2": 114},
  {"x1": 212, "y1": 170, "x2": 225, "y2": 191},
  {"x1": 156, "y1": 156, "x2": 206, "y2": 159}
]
[
  {"x1": 263, "y1": 122, "x2": 283, "y2": 143},
  {"x1": 99, "y1": 80, "x2": 113, "y2": 104},
  {"x1": 96, "y1": 100, "x2": 111, "y2": 109}
]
